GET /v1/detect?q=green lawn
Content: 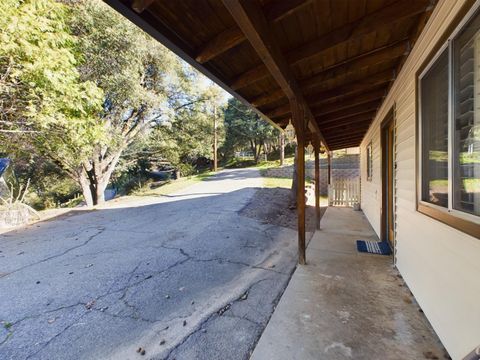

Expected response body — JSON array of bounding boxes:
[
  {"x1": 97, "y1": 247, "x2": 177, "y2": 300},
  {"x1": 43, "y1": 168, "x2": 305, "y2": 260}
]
[{"x1": 133, "y1": 172, "x2": 214, "y2": 197}]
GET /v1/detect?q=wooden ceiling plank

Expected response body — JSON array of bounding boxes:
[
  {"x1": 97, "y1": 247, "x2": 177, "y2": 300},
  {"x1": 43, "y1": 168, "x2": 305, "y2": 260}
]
[
  {"x1": 286, "y1": 0, "x2": 431, "y2": 66},
  {"x1": 255, "y1": 67, "x2": 393, "y2": 109},
  {"x1": 315, "y1": 100, "x2": 380, "y2": 122},
  {"x1": 222, "y1": 0, "x2": 327, "y2": 147},
  {"x1": 316, "y1": 111, "x2": 377, "y2": 129},
  {"x1": 322, "y1": 127, "x2": 371, "y2": 140},
  {"x1": 300, "y1": 40, "x2": 409, "y2": 92},
  {"x1": 229, "y1": 0, "x2": 429, "y2": 89},
  {"x1": 196, "y1": 0, "x2": 313, "y2": 64},
  {"x1": 312, "y1": 88, "x2": 385, "y2": 116},
  {"x1": 306, "y1": 69, "x2": 395, "y2": 105},
  {"x1": 230, "y1": 63, "x2": 268, "y2": 90},
  {"x1": 265, "y1": 0, "x2": 314, "y2": 22},
  {"x1": 267, "y1": 103, "x2": 291, "y2": 119},
  {"x1": 195, "y1": 27, "x2": 245, "y2": 63},
  {"x1": 131, "y1": 0, "x2": 155, "y2": 13}
]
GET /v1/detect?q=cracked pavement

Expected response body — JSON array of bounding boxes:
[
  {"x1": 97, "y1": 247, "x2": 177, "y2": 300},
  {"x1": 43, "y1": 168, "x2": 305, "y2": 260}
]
[{"x1": 0, "y1": 168, "x2": 299, "y2": 360}]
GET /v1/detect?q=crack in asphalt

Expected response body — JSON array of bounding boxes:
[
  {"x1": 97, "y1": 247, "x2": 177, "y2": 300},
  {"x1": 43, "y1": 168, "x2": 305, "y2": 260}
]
[
  {"x1": 24, "y1": 312, "x2": 88, "y2": 360},
  {"x1": 3, "y1": 227, "x2": 107, "y2": 277},
  {"x1": 164, "y1": 278, "x2": 270, "y2": 360}
]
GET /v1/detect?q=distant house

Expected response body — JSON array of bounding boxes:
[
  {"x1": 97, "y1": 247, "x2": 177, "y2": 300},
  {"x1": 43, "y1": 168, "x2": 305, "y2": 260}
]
[{"x1": 0, "y1": 158, "x2": 10, "y2": 198}]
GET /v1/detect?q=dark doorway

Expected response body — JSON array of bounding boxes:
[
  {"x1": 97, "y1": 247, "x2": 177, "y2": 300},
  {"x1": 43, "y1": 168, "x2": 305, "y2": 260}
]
[{"x1": 381, "y1": 110, "x2": 395, "y2": 248}]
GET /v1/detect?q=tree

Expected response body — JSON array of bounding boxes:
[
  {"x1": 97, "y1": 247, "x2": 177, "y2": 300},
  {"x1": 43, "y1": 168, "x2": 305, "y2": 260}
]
[
  {"x1": 139, "y1": 84, "x2": 226, "y2": 175},
  {"x1": 223, "y1": 98, "x2": 278, "y2": 163},
  {"x1": 0, "y1": 0, "x2": 105, "y2": 204}
]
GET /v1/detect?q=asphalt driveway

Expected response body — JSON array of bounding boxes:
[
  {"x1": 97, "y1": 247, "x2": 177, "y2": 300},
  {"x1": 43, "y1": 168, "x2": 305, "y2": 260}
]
[{"x1": 0, "y1": 168, "x2": 298, "y2": 360}]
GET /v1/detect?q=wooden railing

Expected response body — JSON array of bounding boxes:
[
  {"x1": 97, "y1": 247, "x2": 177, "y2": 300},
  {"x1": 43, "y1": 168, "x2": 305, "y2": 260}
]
[{"x1": 328, "y1": 178, "x2": 360, "y2": 207}]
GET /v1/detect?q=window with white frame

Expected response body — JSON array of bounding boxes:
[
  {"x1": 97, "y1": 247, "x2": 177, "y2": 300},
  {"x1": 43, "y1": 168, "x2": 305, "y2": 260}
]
[{"x1": 419, "y1": 7, "x2": 480, "y2": 223}]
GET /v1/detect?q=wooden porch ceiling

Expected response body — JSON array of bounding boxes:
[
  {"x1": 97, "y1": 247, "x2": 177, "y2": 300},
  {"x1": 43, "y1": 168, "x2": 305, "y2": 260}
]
[{"x1": 106, "y1": 0, "x2": 436, "y2": 150}]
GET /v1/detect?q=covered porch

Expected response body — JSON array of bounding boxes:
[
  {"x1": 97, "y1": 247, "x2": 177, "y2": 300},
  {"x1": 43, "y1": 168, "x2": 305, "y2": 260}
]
[
  {"x1": 251, "y1": 207, "x2": 446, "y2": 360},
  {"x1": 102, "y1": 0, "x2": 463, "y2": 357},
  {"x1": 106, "y1": 0, "x2": 434, "y2": 265}
]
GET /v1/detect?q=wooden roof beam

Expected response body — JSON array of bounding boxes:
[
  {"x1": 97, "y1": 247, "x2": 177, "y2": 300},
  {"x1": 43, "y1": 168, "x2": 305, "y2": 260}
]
[
  {"x1": 131, "y1": 0, "x2": 155, "y2": 13},
  {"x1": 322, "y1": 127, "x2": 371, "y2": 141},
  {"x1": 306, "y1": 69, "x2": 395, "y2": 105},
  {"x1": 223, "y1": 0, "x2": 326, "y2": 148},
  {"x1": 315, "y1": 100, "x2": 380, "y2": 123},
  {"x1": 327, "y1": 136, "x2": 365, "y2": 149},
  {"x1": 195, "y1": 0, "x2": 313, "y2": 64},
  {"x1": 316, "y1": 111, "x2": 377, "y2": 130},
  {"x1": 255, "y1": 67, "x2": 394, "y2": 109},
  {"x1": 287, "y1": 0, "x2": 432, "y2": 66},
  {"x1": 300, "y1": 40, "x2": 409, "y2": 93},
  {"x1": 311, "y1": 88, "x2": 386, "y2": 116},
  {"x1": 228, "y1": 0, "x2": 430, "y2": 90}
]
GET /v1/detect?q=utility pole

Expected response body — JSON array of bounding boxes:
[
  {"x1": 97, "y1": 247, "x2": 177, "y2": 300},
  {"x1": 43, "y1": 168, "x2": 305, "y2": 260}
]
[
  {"x1": 279, "y1": 132, "x2": 285, "y2": 166},
  {"x1": 213, "y1": 104, "x2": 218, "y2": 172}
]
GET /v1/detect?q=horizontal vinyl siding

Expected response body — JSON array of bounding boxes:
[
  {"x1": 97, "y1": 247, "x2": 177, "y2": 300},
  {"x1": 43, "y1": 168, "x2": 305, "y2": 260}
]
[{"x1": 360, "y1": 1, "x2": 480, "y2": 359}]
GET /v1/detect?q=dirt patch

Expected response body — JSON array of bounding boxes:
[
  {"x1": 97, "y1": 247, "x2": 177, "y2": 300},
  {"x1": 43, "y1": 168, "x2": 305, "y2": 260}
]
[{"x1": 239, "y1": 187, "x2": 326, "y2": 234}]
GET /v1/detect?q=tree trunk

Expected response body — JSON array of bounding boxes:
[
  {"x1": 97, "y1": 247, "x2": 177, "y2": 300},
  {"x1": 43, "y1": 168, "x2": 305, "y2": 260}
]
[
  {"x1": 77, "y1": 147, "x2": 124, "y2": 207},
  {"x1": 79, "y1": 172, "x2": 94, "y2": 208},
  {"x1": 279, "y1": 133, "x2": 285, "y2": 166}
]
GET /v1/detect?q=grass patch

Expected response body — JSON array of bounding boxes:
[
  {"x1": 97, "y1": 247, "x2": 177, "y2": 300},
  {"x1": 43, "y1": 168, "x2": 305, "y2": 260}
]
[
  {"x1": 262, "y1": 176, "x2": 292, "y2": 189},
  {"x1": 224, "y1": 155, "x2": 295, "y2": 170},
  {"x1": 3, "y1": 321, "x2": 12, "y2": 330},
  {"x1": 133, "y1": 171, "x2": 214, "y2": 197}
]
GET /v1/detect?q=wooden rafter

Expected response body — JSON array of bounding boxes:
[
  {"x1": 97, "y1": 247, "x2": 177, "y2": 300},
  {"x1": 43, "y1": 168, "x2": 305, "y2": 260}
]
[
  {"x1": 311, "y1": 88, "x2": 386, "y2": 116},
  {"x1": 315, "y1": 100, "x2": 380, "y2": 123},
  {"x1": 131, "y1": 0, "x2": 155, "y2": 13},
  {"x1": 299, "y1": 40, "x2": 408, "y2": 93},
  {"x1": 222, "y1": 0, "x2": 325, "y2": 144},
  {"x1": 305, "y1": 69, "x2": 395, "y2": 106},
  {"x1": 254, "y1": 67, "x2": 394, "y2": 109},
  {"x1": 228, "y1": 0, "x2": 430, "y2": 90},
  {"x1": 286, "y1": 0, "x2": 431, "y2": 66},
  {"x1": 195, "y1": 0, "x2": 312, "y2": 64},
  {"x1": 317, "y1": 112, "x2": 377, "y2": 130}
]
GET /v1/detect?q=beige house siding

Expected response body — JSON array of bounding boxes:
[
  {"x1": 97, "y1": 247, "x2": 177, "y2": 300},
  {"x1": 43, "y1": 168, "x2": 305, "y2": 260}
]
[{"x1": 360, "y1": 1, "x2": 480, "y2": 359}]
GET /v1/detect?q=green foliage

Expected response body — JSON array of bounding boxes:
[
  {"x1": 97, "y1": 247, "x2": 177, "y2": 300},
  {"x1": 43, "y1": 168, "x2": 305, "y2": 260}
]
[
  {"x1": 0, "y1": 0, "x2": 230, "y2": 208},
  {"x1": 222, "y1": 98, "x2": 278, "y2": 163},
  {"x1": 0, "y1": 0, "x2": 104, "y2": 146}
]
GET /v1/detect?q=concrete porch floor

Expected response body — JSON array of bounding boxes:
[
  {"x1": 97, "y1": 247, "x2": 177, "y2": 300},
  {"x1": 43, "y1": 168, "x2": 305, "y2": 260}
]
[{"x1": 250, "y1": 207, "x2": 448, "y2": 360}]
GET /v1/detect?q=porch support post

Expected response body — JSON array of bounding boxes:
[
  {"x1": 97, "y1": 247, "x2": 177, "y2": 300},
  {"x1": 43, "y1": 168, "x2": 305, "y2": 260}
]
[
  {"x1": 292, "y1": 100, "x2": 306, "y2": 265},
  {"x1": 314, "y1": 137, "x2": 321, "y2": 230}
]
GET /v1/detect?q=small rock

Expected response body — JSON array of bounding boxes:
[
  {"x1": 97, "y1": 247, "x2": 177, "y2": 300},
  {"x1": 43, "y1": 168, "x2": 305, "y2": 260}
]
[
  {"x1": 145, "y1": 275, "x2": 152, "y2": 280},
  {"x1": 182, "y1": 320, "x2": 187, "y2": 326},
  {"x1": 191, "y1": 300, "x2": 195, "y2": 305},
  {"x1": 85, "y1": 264, "x2": 93, "y2": 268},
  {"x1": 423, "y1": 351, "x2": 439, "y2": 359},
  {"x1": 217, "y1": 304, "x2": 231, "y2": 316},
  {"x1": 240, "y1": 292, "x2": 248, "y2": 301},
  {"x1": 85, "y1": 300, "x2": 96, "y2": 310},
  {"x1": 178, "y1": 287, "x2": 185, "y2": 291},
  {"x1": 159, "y1": 340, "x2": 166, "y2": 345},
  {"x1": 36, "y1": 281, "x2": 40, "y2": 284},
  {"x1": 69, "y1": 272, "x2": 74, "y2": 275},
  {"x1": 47, "y1": 318, "x2": 56, "y2": 324},
  {"x1": 165, "y1": 295, "x2": 170, "y2": 299},
  {"x1": 201, "y1": 329, "x2": 207, "y2": 333},
  {"x1": 269, "y1": 264, "x2": 276, "y2": 268},
  {"x1": 136, "y1": 347, "x2": 142, "y2": 353},
  {"x1": 140, "y1": 349, "x2": 146, "y2": 356}
]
